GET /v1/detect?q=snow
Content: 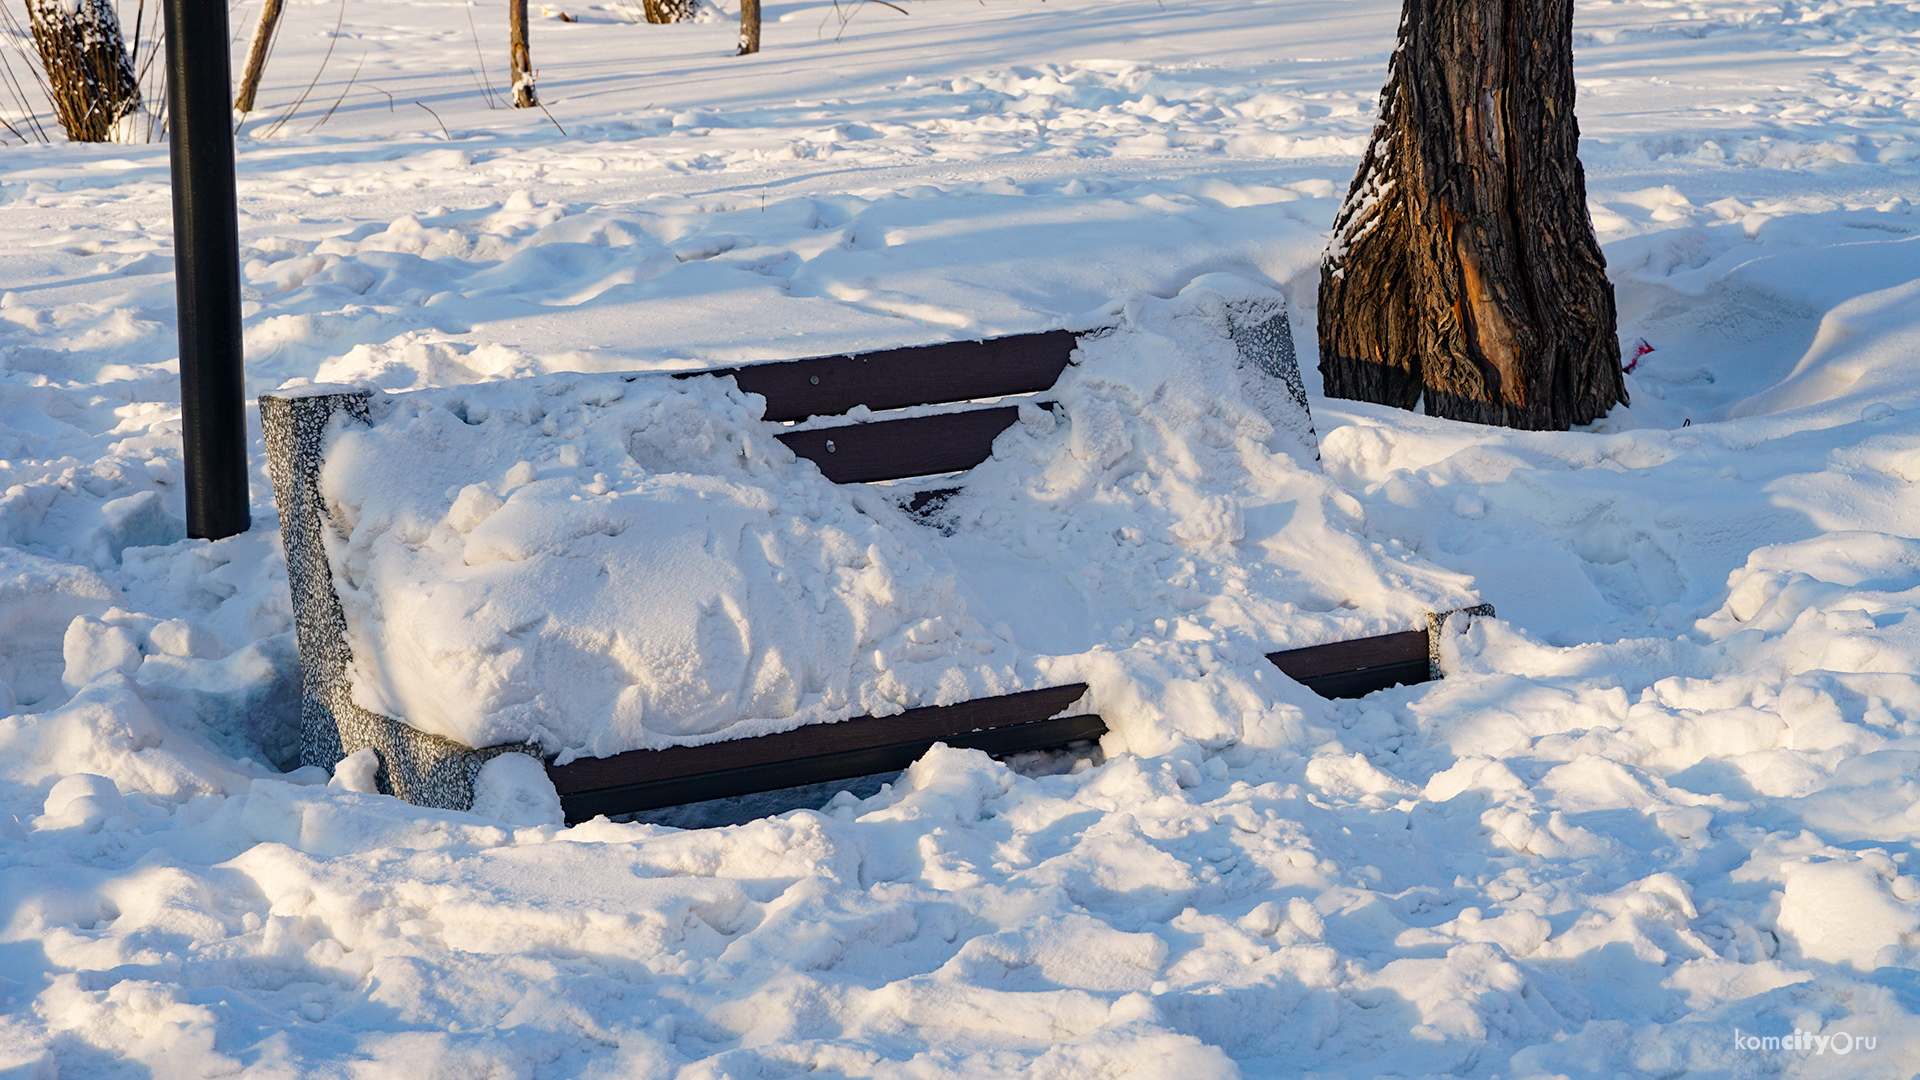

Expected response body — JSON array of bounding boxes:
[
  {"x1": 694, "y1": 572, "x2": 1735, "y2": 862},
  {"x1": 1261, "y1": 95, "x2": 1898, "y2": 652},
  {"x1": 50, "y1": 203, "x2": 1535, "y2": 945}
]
[
  {"x1": 3, "y1": 0, "x2": 1920, "y2": 1075},
  {"x1": 324, "y1": 367, "x2": 1032, "y2": 753},
  {"x1": 316, "y1": 280, "x2": 1428, "y2": 758}
]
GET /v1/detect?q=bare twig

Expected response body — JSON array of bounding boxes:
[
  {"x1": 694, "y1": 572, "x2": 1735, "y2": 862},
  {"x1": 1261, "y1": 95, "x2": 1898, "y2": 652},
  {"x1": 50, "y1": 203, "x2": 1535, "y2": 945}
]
[
  {"x1": 818, "y1": 0, "x2": 904, "y2": 43},
  {"x1": 304, "y1": 51, "x2": 366, "y2": 133},
  {"x1": 536, "y1": 100, "x2": 566, "y2": 136},
  {"x1": 415, "y1": 99, "x2": 450, "y2": 139},
  {"x1": 0, "y1": 4, "x2": 56, "y2": 141},
  {"x1": 130, "y1": 2, "x2": 166, "y2": 141},
  {"x1": 364, "y1": 81, "x2": 396, "y2": 111},
  {"x1": 258, "y1": 0, "x2": 345, "y2": 138},
  {"x1": 0, "y1": 20, "x2": 52, "y2": 142},
  {"x1": 465, "y1": 3, "x2": 501, "y2": 108}
]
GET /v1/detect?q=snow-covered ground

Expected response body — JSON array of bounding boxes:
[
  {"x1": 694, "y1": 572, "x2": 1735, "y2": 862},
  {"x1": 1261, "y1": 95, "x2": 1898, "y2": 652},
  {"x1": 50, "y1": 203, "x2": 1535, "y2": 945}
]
[{"x1": 5, "y1": 0, "x2": 1920, "y2": 1074}]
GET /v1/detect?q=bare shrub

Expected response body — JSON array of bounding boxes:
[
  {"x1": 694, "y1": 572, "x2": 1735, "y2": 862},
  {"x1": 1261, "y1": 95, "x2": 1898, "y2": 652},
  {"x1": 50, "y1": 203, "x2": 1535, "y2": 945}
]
[
  {"x1": 1, "y1": 0, "x2": 162, "y2": 143},
  {"x1": 25, "y1": 0, "x2": 141, "y2": 140},
  {"x1": 640, "y1": 0, "x2": 694, "y2": 24}
]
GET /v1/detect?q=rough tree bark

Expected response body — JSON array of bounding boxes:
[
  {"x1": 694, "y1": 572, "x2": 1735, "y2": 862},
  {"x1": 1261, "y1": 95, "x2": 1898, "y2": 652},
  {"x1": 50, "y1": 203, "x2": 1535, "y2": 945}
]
[
  {"x1": 508, "y1": 0, "x2": 539, "y2": 106},
  {"x1": 1318, "y1": 0, "x2": 1626, "y2": 431},
  {"x1": 26, "y1": 0, "x2": 141, "y2": 141},
  {"x1": 737, "y1": 0, "x2": 760, "y2": 55},
  {"x1": 234, "y1": 0, "x2": 287, "y2": 113}
]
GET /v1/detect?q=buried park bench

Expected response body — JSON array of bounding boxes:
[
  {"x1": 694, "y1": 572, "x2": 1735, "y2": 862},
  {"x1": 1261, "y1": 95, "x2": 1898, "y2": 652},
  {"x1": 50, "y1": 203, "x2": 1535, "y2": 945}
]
[{"x1": 263, "y1": 302, "x2": 1491, "y2": 824}]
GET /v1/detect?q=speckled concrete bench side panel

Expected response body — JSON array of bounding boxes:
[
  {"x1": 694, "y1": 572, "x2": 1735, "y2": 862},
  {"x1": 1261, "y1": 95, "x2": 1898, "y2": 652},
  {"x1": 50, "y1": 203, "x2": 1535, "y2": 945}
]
[
  {"x1": 1429, "y1": 605, "x2": 1498, "y2": 680},
  {"x1": 260, "y1": 389, "x2": 524, "y2": 811}
]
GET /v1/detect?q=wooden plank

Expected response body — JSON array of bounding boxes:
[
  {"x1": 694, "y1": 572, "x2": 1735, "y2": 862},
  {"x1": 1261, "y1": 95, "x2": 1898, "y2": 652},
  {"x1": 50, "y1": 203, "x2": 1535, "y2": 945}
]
[
  {"x1": 1267, "y1": 629, "x2": 1432, "y2": 698},
  {"x1": 549, "y1": 683, "x2": 1091, "y2": 796},
  {"x1": 554, "y1": 713, "x2": 1106, "y2": 822},
  {"x1": 545, "y1": 626, "x2": 1453, "y2": 820},
  {"x1": 695, "y1": 330, "x2": 1080, "y2": 422},
  {"x1": 1267, "y1": 629, "x2": 1428, "y2": 681},
  {"x1": 1294, "y1": 660, "x2": 1433, "y2": 699},
  {"x1": 775, "y1": 405, "x2": 1025, "y2": 484}
]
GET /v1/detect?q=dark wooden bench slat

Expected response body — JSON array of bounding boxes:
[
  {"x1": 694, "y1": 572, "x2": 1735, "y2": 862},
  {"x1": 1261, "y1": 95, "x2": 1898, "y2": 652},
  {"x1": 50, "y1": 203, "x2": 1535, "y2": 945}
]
[
  {"x1": 1266, "y1": 628, "x2": 1433, "y2": 698},
  {"x1": 553, "y1": 713, "x2": 1107, "y2": 822},
  {"x1": 1293, "y1": 660, "x2": 1433, "y2": 699},
  {"x1": 543, "y1": 620, "x2": 1457, "y2": 821},
  {"x1": 1267, "y1": 628, "x2": 1428, "y2": 680},
  {"x1": 697, "y1": 330, "x2": 1080, "y2": 423},
  {"x1": 775, "y1": 404, "x2": 1025, "y2": 484},
  {"x1": 548, "y1": 683, "x2": 1091, "y2": 794}
]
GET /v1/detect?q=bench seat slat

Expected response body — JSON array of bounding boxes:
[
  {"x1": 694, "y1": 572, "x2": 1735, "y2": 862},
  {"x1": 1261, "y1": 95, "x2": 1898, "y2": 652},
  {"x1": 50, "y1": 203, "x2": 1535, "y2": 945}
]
[
  {"x1": 551, "y1": 712, "x2": 1107, "y2": 822},
  {"x1": 699, "y1": 330, "x2": 1079, "y2": 423},
  {"x1": 548, "y1": 683, "x2": 1092, "y2": 794},
  {"x1": 775, "y1": 404, "x2": 1025, "y2": 484},
  {"x1": 1290, "y1": 659, "x2": 1433, "y2": 698}
]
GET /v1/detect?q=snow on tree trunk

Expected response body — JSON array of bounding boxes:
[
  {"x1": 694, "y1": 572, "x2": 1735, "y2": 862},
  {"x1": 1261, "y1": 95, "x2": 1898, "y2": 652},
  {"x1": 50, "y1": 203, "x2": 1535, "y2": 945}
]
[
  {"x1": 1317, "y1": 0, "x2": 1626, "y2": 431},
  {"x1": 509, "y1": 0, "x2": 538, "y2": 108},
  {"x1": 234, "y1": 0, "x2": 286, "y2": 113},
  {"x1": 737, "y1": 0, "x2": 760, "y2": 55},
  {"x1": 26, "y1": 0, "x2": 142, "y2": 142}
]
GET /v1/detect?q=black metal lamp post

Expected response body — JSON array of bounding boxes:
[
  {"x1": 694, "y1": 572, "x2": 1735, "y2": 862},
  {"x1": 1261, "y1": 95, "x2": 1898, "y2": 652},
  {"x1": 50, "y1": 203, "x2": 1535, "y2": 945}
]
[{"x1": 163, "y1": 0, "x2": 250, "y2": 540}]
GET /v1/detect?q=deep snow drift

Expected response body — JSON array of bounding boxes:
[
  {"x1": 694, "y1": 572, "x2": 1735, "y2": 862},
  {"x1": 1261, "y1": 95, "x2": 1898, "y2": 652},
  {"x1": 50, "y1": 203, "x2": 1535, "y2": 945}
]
[{"x1": 3, "y1": 0, "x2": 1920, "y2": 1076}]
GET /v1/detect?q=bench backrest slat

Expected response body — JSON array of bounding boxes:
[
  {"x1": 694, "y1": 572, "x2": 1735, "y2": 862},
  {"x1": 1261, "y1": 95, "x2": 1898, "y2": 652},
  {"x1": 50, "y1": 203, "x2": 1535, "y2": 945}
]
[
  {"x1": 696, "y1": 329, "x2": 1079, "y2": 422},
  {"x1": 774, "y1": 404, "x2": 1028, "y2": 485},
  {"x1": 1267, "y1": 629, "x2": 1428, "y2": 681}
]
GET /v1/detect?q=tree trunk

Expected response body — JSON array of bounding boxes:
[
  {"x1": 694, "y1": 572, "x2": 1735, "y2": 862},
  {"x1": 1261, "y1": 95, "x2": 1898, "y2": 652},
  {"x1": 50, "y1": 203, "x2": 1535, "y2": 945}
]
[
  {"x1": 26, "y1": 0, "x2": 141, "y2": 141},
  {"x1": 737, "y1": 0, "x2": 760, "y2": 54},
  {"x1": 234, "y1": 0, "x2": 287, "y2": 113},
  {"x1": 509, "y1": 0, "x2": 538, "y2": 107},
  {"x1": 1317, "y1": 0, "x2": 1625, "y2": 431},
  {"x1": 641, "y1": 0, "x2": 696, "y2": 23}
]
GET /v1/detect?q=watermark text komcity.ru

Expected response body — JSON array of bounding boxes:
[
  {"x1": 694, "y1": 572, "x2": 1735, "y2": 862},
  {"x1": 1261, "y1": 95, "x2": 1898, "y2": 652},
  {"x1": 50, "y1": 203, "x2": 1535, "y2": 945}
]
[{"x1": 1734, "y1": 1029, "x2": 1877, "y2": 1055}]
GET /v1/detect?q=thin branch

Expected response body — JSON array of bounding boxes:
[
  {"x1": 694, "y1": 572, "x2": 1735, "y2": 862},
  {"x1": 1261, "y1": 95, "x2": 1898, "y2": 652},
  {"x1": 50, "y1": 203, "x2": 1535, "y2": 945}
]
[
  {"x1": 304, "y1": 50, "x2": 365, "y2": 133},
  {"x1": 363, "y1": 80, "x2": 396, "y2": 111},
  {"x1": 0, "y1": 18, "x2": 52, "y2": 143},
  {"x1": 464, "y1": 2, "x2": 500, "y2": 109},
  {"x1": 415, "y1": 99, "x2": 449, "y2": 139},
  {"x1": 259, "y1": 0, "x2": 345, "y2": 138}
]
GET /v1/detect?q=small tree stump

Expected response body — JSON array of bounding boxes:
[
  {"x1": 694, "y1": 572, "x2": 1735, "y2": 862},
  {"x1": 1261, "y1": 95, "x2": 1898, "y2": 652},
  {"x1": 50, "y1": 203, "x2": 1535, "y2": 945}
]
[{"x1": 1318, "y1": 0, "x2": 1626, "y2": 431}]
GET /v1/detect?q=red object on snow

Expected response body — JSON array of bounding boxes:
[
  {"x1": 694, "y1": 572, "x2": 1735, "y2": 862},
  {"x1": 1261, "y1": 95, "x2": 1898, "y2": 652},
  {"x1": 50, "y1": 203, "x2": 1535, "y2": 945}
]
[{"x1": 1624, "y1": 339, "x2": 1655, "y2": 374}]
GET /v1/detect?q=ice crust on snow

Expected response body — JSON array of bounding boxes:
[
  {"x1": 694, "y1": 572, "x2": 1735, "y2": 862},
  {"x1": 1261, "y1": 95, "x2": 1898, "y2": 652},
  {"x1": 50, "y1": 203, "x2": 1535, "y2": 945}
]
[{"x1": 318, "y1": 282, "x2": 1466, "y2": 757}]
